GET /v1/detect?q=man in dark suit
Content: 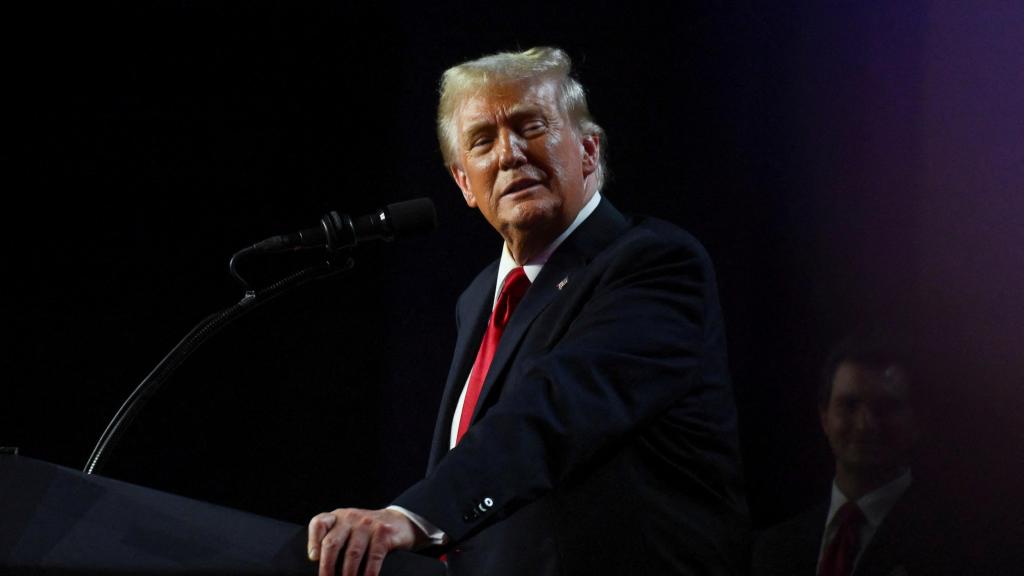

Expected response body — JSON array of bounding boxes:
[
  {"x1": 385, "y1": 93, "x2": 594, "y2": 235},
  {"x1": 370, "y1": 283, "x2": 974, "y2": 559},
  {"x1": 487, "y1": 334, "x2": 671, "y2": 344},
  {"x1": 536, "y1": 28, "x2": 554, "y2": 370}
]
[
  {"x1": 751, "y1": 335, "x2": 964, "y2": 576},
  {"x1": 307, "y1": 46, "x2": 747, "y2": 576}
]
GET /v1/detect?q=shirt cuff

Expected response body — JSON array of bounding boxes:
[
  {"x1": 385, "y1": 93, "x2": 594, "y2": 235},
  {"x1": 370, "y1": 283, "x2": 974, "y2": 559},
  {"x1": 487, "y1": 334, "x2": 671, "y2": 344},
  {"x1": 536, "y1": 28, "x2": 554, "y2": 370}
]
[{"x1": 386, "y1": 505, "x2": 449, "y2": 547}]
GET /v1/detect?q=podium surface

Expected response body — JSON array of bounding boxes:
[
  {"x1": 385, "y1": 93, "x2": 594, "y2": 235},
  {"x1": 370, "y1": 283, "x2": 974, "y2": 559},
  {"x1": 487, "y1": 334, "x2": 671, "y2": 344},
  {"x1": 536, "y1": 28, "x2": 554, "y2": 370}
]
[{"x1": 0, "y1": 455, "x2": 444, "y2": 575}]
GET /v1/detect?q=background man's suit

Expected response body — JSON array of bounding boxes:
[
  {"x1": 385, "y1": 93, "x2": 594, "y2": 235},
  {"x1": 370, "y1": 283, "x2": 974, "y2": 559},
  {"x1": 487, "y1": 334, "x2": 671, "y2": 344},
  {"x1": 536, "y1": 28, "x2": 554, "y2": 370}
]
[
  {"x1": 394, "y1": 199, "x2": 748, "y2": 575},
  {"x1": 751, "y1": 484, "x2": 968, "y2": 576}
]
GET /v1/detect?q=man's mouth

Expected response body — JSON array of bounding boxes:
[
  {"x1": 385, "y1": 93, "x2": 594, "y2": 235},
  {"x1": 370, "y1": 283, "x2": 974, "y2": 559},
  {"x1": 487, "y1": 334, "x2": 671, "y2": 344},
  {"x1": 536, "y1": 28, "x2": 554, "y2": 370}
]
[
  {"x1": 502, "y1": 178, "x2": 542, "y2": 197},
  {"x1": 848, "y1": 441, "x2": 885, "y2": 450}
]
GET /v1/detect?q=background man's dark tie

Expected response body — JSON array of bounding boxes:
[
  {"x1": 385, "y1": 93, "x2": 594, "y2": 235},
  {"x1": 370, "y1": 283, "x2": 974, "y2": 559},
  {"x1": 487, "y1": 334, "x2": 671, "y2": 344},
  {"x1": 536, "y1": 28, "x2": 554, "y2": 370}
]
[{"x1": 819, "y1": 501, "x2": 866, "y2": 576}]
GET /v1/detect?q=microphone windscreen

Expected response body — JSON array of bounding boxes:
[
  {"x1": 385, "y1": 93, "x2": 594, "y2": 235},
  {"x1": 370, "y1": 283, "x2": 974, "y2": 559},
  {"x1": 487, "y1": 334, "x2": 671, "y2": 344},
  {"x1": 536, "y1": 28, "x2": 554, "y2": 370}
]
[{"x1": 387, "y1": 198, "x2": 438, "y2": 237}]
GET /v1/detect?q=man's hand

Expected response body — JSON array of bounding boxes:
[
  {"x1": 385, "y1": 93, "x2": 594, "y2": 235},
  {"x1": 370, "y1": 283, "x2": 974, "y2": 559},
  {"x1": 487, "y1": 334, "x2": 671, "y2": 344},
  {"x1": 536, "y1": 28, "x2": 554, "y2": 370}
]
[{"x1": 307, "y1": 508, "x2": 422, "y2": 576}]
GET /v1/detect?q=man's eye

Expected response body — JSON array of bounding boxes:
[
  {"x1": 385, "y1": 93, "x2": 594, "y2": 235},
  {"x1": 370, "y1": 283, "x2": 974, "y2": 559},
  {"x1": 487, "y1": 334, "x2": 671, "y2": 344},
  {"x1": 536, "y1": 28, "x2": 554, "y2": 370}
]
[
  {"x1": 522, "y1": 122, "x2": 546, "y2": 136},
  {"x1": 471, "y1": 137, "x2": 493, "y2": 149}
]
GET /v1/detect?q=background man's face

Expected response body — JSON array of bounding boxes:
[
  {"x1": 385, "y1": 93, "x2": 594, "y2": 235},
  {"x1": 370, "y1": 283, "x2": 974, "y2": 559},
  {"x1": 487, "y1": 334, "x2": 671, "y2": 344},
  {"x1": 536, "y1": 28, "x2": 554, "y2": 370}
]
[
  {"x1": 449, "y1": 77, "x2": 598, "y2": 244},
  {"x1": 820, "y1": 361, "x2": 919, "y2": 476}
]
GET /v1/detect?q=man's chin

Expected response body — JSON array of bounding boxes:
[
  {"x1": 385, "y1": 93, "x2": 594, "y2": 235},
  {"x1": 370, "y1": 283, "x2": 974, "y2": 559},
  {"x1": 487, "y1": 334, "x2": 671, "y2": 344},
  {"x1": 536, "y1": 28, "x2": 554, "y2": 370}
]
[
  {"x1": 842, "y1": 454, "x2": 904, "y2": 475},
  {"x1": 505, "y1": 200, "x2": 562, "y2": 231}
]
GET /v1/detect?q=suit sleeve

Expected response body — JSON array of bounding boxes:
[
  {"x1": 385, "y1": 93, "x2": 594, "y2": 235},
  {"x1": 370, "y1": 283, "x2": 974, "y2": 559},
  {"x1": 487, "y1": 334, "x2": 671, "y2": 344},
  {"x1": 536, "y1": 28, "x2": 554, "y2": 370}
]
[{"x1": 393, "y1": 227, "x2": 720, "y2": 543}]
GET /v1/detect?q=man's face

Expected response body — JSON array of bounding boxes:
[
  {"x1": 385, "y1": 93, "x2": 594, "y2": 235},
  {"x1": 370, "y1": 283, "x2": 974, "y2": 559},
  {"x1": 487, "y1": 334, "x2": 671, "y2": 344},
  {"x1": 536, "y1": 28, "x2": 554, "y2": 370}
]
[
  {"x1": 820, "y1": 361, "x2": 919, "y2": 475},
  {"x1": 449, "y1": 77, "x2": 599, "y2": 245}
]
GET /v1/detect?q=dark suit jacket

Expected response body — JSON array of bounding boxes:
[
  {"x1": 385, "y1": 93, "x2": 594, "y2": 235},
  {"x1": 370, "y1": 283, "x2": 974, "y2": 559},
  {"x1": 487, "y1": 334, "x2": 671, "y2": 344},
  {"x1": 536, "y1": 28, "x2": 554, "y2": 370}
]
[
  {"x1": 393, "y1": 199, "x2": 748, "y2": 575},
  {"x1": 751, "y1": 484, "x2": 968, "y2": 576}
]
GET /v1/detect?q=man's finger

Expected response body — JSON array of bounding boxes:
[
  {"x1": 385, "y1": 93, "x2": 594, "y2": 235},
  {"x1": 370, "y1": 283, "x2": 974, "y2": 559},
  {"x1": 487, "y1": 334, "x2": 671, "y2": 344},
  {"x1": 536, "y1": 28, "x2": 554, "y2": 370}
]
[
  {"x1": 340, "y1": 520, "x2": 372, "y2": 576},
  {"x1": 362, "y1": 523, "x2": 395, "y2": 576},
  {"x1": 319, "y1": 521, "x2": 351, "y2": 576},
  {"x1": 307, "y1": 512, "x2": 337, "y2": 561}
]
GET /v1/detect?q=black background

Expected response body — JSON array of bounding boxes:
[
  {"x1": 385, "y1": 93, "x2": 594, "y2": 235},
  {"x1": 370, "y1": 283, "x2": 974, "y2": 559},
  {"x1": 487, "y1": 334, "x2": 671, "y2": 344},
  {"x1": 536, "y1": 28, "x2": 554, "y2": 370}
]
[{"x1": 3, "y1": 0, "x2": 1022, "y2": 551}]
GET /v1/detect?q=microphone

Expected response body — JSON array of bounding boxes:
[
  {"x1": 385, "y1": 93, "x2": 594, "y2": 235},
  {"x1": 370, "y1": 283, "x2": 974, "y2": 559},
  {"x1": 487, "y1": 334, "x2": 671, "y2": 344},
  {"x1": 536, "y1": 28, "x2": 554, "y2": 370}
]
[{"x1": 251, "y1": 197, "x2": 437, "y2": 253}]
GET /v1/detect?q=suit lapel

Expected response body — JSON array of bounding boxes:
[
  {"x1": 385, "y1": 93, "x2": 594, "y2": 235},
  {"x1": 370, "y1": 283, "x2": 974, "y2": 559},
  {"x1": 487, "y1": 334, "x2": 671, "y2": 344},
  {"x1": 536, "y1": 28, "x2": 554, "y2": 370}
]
[
  {"x1": 854, "y1": 487, "x2": 917, "y2": 576},
  {"x1": 468, "y1": 198, "x2": 629, "y2": 429},
  {"x1": 427, "y1": 261, "x2": 497, "y2": 471},
  {"x1": 774, "y1": 505, "x2": 826, "y2": 576},
  {"x1": 429, "y1": 199, "x2": 629, "y2": 467}
]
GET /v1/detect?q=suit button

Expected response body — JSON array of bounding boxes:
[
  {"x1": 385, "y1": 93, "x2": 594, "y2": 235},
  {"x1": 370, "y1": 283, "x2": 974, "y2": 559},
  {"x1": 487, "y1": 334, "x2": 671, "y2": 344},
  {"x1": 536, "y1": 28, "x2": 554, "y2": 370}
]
[
  {"x1": 483, "y1": 497, "x2": 494, "y2": 508},
  {"x1": 463, "y1": 513, "x2": 472, "y2": 522}
]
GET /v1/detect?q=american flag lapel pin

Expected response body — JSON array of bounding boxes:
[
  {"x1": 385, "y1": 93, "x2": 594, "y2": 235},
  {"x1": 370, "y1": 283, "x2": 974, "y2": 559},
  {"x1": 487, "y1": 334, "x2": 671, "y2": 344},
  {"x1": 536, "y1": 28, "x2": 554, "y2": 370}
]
[{"x1": 556, "y1": 276, "x2": 569, "y2": 290}]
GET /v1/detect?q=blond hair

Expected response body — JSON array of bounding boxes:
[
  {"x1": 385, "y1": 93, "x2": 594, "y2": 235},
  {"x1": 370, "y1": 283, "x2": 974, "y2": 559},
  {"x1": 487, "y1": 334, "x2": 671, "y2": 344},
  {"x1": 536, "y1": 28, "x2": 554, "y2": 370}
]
[{"x1": 437, "y1": 47, "x2": 606, "y2": 189}]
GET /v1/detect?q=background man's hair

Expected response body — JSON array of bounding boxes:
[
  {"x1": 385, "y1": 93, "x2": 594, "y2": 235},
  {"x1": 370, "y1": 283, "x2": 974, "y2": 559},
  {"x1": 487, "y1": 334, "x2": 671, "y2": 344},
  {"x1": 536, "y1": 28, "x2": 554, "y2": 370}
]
[
  {"x1": 819, "y1": 328, "x2": 917, "y2": 408},
  {"x1": 437, "y1": 46, "x2": 607, "y2": 190}
]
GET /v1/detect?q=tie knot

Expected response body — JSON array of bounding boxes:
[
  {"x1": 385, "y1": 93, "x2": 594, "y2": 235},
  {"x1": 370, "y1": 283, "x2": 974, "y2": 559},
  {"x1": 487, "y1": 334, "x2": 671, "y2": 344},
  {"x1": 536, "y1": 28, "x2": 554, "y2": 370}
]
[
  {"x1": 502, "y1": 266, "x2": 530, "y2": 291},
  {"x1": 495, "y1": 267, "x2": 531, "y2": 327},
  {"x1": 834, "y1": 501, "x2": 865, "y2": 528}
]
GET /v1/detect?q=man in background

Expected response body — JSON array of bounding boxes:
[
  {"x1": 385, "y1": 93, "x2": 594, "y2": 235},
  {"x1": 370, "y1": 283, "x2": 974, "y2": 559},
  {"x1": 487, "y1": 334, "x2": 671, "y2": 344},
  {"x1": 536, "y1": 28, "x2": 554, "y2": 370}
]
[{"x1": 752, "y1": 333, "x2": 965, "y2": 576}]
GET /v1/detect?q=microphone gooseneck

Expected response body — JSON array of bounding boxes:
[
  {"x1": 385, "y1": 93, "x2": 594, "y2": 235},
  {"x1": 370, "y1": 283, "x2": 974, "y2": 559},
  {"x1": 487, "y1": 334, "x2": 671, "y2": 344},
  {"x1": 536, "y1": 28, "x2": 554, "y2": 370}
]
[{"x1": 86, "y1": 197, "x2": 438, "y2": 475}]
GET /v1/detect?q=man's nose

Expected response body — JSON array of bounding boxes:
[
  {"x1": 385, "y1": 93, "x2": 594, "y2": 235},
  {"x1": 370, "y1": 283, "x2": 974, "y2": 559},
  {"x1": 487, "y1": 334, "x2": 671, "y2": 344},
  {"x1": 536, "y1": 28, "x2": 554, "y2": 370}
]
[
  {"x1": 497, "y1": 130, "x2": 527, "y2": 170},
  {"x1": 853, "y1": 407, "x2": 880, "y2": 431}
]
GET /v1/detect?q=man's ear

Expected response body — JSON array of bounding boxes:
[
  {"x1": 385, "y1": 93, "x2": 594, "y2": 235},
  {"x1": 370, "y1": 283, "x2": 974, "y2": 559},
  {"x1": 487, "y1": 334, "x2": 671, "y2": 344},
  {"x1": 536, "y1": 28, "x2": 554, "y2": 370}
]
[
  {"x1": 580, "y1": 133, "x2": 600, "y2": 177},
  {"x1": 450, "y1": 164, "x2": 477, "y2": 207}
]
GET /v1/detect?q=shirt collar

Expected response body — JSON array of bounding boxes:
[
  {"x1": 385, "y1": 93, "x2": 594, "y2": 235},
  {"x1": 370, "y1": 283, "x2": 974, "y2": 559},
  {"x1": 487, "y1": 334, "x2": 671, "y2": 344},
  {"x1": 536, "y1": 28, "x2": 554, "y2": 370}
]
[
  {"x1": 494, "y1": 192, "x2": 602, "y2": 303},
  {"x1": 826, "y1": 468, "x2": 913, "y2": 529}
]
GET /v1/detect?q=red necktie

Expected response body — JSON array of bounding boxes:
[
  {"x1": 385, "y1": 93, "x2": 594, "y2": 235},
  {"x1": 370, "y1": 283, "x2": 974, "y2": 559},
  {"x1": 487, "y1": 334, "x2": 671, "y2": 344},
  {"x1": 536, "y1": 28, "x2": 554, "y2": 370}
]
[
  {"x1": 455, "y1": 266, "x2": 531, "y2": 444},
  {"x1": 819, "y1": 501, "x2": 866, "y2": 576}
]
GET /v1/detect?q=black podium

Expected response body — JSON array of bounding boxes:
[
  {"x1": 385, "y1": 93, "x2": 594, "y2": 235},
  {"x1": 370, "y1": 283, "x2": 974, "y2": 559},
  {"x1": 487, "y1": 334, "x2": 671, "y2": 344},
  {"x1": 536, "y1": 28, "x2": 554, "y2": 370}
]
[{"x1": 0, "y1": 455, "x2": 444, "y2": 575}]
